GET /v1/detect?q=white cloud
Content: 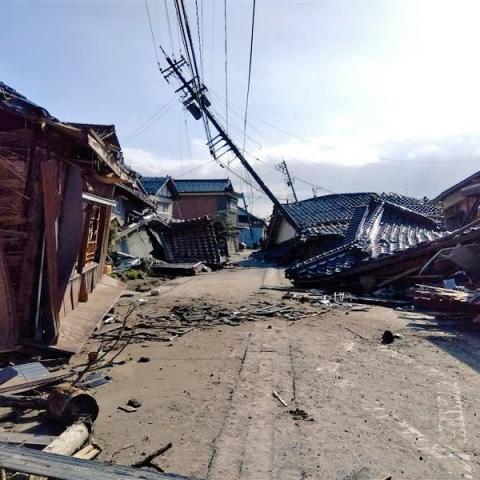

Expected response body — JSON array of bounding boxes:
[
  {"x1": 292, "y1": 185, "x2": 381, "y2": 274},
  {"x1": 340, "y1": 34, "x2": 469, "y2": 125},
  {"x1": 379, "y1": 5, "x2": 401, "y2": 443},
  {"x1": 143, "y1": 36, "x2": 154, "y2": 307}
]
[{"x1": 253, "y1": 134, "x2": 382, "y2": 167}]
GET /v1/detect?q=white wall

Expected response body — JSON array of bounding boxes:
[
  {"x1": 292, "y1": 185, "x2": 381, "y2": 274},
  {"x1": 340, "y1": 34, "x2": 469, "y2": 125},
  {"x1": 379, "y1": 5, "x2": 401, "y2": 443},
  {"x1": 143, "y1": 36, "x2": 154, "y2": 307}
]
[{"x1": 275, "y1": 219, "x2": 296, "y2": 244}]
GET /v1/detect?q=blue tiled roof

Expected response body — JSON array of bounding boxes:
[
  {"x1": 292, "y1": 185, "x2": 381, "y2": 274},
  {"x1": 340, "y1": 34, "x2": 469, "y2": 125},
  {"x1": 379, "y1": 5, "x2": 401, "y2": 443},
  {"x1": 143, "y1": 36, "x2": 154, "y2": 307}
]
[
  {"x1": 282, "y1": 192, "x2": 443, "y2": 235},
  {"x1": 286, "y1": 198, "x2": 446, "y2": 283},
  {"x1": 173, "y1": 178, "x2": 233, "y2": 194},
  {"x1": 140, "y1": 176, "x2": 171, "y2": 195}
]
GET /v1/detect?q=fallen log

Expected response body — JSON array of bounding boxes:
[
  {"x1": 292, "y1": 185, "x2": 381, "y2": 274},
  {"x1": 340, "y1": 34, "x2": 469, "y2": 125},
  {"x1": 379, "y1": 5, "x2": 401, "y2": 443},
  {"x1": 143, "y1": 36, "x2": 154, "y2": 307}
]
[{"x1": 43, "y1": 422, "x2": 90, "y2": 456}]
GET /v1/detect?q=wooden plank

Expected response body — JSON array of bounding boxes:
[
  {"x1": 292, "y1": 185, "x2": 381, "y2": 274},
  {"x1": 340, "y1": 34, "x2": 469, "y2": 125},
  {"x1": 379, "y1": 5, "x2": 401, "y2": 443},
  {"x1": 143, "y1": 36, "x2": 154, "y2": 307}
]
[
  {"x1": 0, "y1": 129, "x2": 34, "y2": 145},
  {"x1": 0, "y1": 432, "x2": 55, "y2": 447},
  {"x1": 40, "y1": 159, "x2": 60, "y2": 340},
  {"x1": 0, "y1": 442, "x2": 196, "y2": 480},
  {"x1": 54, "y1": 275, "x2": 126, "y2": 354},
  {"x1": 0, "y1": 371, "x2": 70, "y2": 394}
]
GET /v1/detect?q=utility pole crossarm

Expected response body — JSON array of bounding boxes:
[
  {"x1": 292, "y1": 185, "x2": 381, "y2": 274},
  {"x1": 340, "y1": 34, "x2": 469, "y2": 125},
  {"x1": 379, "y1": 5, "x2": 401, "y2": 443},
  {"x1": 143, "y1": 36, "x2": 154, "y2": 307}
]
[{"x1": 161, "y1": 56, "x2": 301, "y2": 234}]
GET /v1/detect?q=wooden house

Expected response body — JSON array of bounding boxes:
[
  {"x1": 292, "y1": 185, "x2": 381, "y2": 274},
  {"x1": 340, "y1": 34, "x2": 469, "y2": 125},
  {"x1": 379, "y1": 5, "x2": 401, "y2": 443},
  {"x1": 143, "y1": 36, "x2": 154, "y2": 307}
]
[{"x1": 0, "y1": 83, "x2": 131, "y2": 353}]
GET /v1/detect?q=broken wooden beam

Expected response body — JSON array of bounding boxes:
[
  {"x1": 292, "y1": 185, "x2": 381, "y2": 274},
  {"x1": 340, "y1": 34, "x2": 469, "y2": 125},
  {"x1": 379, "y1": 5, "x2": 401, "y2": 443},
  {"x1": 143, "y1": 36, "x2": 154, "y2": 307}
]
[{"x1": 0, "y1": 442, "x2": 197, "y2": 479}]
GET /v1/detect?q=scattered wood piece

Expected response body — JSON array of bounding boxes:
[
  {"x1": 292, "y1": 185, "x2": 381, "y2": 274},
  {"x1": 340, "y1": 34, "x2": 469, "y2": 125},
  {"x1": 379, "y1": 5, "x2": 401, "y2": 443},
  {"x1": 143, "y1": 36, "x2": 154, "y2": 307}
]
[
  {"x1": 118, "y1": 405, "x2": 137, "y2": 413},
  {"x1": 0, "y1": 432, "x2": 56, "y2": 446},
  {"x1": 0, "y1": 394, "x2": 48, "y2": 410},
  {"x1": 73, "y1": 443, "x2": 101, "y2": 460},
  {"x1": 272, "y1": 390, "x2": 288, "y2": 407},
  {"x1": 112, "y1": 442, "x2": 134, "y2": 455},
  {"x1": 131, "y1": 442, "x2": 172, "y2": 469},
  {"x1": 345, "y1": 327, "x2": 369, "y2": 341}
]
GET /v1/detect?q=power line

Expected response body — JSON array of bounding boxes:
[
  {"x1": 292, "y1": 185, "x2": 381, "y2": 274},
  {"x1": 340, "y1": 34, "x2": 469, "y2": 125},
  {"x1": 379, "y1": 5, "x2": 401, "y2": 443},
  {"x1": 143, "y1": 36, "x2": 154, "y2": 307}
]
[
  {"x1": 163, "y1": 0, "x2": 175, "y2": 54},
  {"x1": 194, "y1": 0, "x2": 204, "y2": 79},
  {"x1": 178, "y1": 158, "x2": 217, "y2": 178},
  {"x1": 144, "y1": 0, "x2": 161, "y2": 67},
  {"x1": 242, "y1": 0, "x2": 257, "y2": 153},
  {"x1": 123, "y1": 97, "x2": 177, "y2": 144},
  {"x1": 223, "y1": 0, "x2": 229, "y2": 132}
]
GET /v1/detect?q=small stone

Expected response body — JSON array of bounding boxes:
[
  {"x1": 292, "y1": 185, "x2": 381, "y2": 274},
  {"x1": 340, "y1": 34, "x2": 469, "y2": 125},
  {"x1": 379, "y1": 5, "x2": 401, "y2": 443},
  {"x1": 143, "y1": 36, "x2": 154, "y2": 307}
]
[
  {"x1": 382, "y1": 330, "x2": 394, "y2": 344},
  {"x1": 150, "y1": 290, "x2": 160, "y2": 297},
  {"x1": 138, "y1": 356, "x2": 151, "y2": 363},
  {"x1": 127, "y1": 398, "x2": 142, "y2": 408}
]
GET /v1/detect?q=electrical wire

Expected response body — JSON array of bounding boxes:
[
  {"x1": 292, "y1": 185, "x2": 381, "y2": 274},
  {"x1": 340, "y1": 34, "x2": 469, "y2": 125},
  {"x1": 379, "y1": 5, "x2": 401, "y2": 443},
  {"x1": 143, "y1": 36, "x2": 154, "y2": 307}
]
[
  {"x1": 195, "y1": 0, "x2": 204, "y2": 79},
  {"x1": 123, "y1": 97, "x2": 177, "y2": 144},
  {"x1": 223, "y1": 0, "x2": 229, "y2": 132},
  {"x1": 145, "y1": 0, "x2": 161, "y2": 67},
  {"x1": 163, "y1": 0, "x2": 175, "y2": 54},
  {"x1": 242, "y1": 0, "x2": 256, "y2": 153}
]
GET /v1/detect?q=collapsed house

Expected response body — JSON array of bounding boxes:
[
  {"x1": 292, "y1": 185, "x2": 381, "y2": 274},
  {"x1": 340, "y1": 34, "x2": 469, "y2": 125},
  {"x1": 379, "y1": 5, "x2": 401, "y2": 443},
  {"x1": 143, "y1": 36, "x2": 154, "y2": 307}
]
[
  {"x1": 264, "y1": 192, "x2": 443, "y2": 261},
  {"x1": 285, "y1": 196, "x2": 448, "y2": 288},
  {"x1": 0, "y1": 83, "x2": 133, "y2": 353},
  {"x1": 434, "y1": 169, "x2": 480, "y2": 229},
  {"x1": 284, "y1": 178, "x2": 480, "y2": 295}
]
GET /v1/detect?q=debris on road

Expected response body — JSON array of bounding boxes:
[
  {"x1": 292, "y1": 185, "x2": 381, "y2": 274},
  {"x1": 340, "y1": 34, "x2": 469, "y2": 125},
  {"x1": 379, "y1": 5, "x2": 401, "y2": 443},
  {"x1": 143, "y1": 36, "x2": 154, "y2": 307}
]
[
  {"x1": 118, "y1": 405, "x2": 138, "y2": 413},
  {"x1": 131, "y1": 442, "x2": 173, "y2": 472},
  {"x1": 272, "y1": 390, "x2": 288, "y2": 407},
  {"x1": 381, "y1": 330, "x2": 395, "y2": 344},
  {"x1": 289, "y1": 408, "x2": 314, "y2": 422}
]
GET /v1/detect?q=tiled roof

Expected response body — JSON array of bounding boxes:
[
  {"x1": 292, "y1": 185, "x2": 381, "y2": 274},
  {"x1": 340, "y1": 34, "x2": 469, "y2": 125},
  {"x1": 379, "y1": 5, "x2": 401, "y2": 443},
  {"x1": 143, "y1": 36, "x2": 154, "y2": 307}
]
[
  {"x1": 281, "y1": 192, "x2": 443, "y2": 236},
  {"x1": 173, "y1": 178, "x2": 234, "y2": 194},
  {"x1": 286, "y1": 199, "x2": 446, "y2": 283},
  {"x1": 0, "y1": 82, "x2": 53, "y2": 119},
  {"x1": 140, "y1": 176, "x2": 171, "y2": 195}
]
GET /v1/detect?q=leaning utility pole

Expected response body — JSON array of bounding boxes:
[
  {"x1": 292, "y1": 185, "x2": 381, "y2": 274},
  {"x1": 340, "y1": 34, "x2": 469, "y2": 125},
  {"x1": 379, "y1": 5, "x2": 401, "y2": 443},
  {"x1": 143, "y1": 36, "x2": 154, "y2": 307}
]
[
  {"x1": 160, "y1": 55, "x2": 301, "y2": 233},
  {"x1": 277, "y1": 159, "x2": 298, "y2": 202}
]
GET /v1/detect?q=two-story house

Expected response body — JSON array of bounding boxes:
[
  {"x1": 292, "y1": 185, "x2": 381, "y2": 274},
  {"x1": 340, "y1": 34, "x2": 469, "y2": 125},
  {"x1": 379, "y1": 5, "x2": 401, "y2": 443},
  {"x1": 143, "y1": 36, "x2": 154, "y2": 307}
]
[{"x1": 172, "y1": 178, "x2": 241, "y2": 254}]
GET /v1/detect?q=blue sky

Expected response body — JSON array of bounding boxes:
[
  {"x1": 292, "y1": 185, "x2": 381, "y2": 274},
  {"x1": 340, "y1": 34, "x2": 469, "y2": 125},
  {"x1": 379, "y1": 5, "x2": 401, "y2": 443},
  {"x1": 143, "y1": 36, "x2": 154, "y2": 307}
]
[{"x1": 3, "y1": 0, "x2": 480, "y2": 216}]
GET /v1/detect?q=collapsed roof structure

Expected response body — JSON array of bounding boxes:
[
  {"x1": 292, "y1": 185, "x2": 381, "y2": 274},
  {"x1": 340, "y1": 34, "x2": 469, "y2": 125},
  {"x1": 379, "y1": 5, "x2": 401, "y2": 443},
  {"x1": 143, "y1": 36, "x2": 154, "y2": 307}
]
[
  {"x1": 286, "y1": 196, "x2": 448, "y2": 288},
  {"x1": 264, "y1": 192, "x2": 444, "y2": 261}
]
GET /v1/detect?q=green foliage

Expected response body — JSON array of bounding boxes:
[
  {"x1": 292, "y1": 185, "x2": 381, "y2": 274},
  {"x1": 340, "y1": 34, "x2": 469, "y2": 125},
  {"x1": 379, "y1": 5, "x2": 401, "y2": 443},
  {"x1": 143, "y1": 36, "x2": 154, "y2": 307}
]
[{"x1": 124, "y1": 269, "x2": 145, "y2": 280}]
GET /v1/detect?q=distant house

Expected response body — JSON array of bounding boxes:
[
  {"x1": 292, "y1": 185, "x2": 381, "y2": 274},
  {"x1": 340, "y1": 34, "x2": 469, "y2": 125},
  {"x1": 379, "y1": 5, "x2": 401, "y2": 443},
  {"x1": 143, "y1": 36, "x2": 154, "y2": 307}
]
[
  {"x1": 139, "y1": 176, "x2": 179, "y2": 219},
  {"x1": 172, "y1": 178, "x2": 240, "y2": 223},
  {"x1": 434, "y1": 170, "x2": 480, "y2": 229},
  {"x1": 172, "y1": 178, "x2": 241, "y2": 254},
  {"x1": 237, "y1": 207, "x2": 266, "y2": 247},
  {"x1": 265, "y1": 192, "x2": 444, "y2": 260}
]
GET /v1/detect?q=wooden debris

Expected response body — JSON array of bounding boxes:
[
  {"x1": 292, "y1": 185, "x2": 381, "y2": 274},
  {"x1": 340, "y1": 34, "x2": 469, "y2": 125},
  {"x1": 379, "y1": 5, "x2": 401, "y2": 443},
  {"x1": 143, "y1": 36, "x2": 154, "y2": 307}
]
[
  {"x1": 0, "y1": 442, "x2": 194, "y2": 480},
  {"x1": 272, "y1": 390, "x2": 288, "y2": 407},
  {"x1": 43, "y1": 422, "x2": 90, "y2": 456},
  {"x1": 131, "y1": 442, "x2": 172, "y2": 470},
  {"x1": 118, "y1": 404, "x2": 137, "y2": 413},
  {"x1": 73, "y1": 443, "x2": 102, "y2": 460},
  {"x1": 0, "y1": 432, "x2": 56, "y2": 446}
]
